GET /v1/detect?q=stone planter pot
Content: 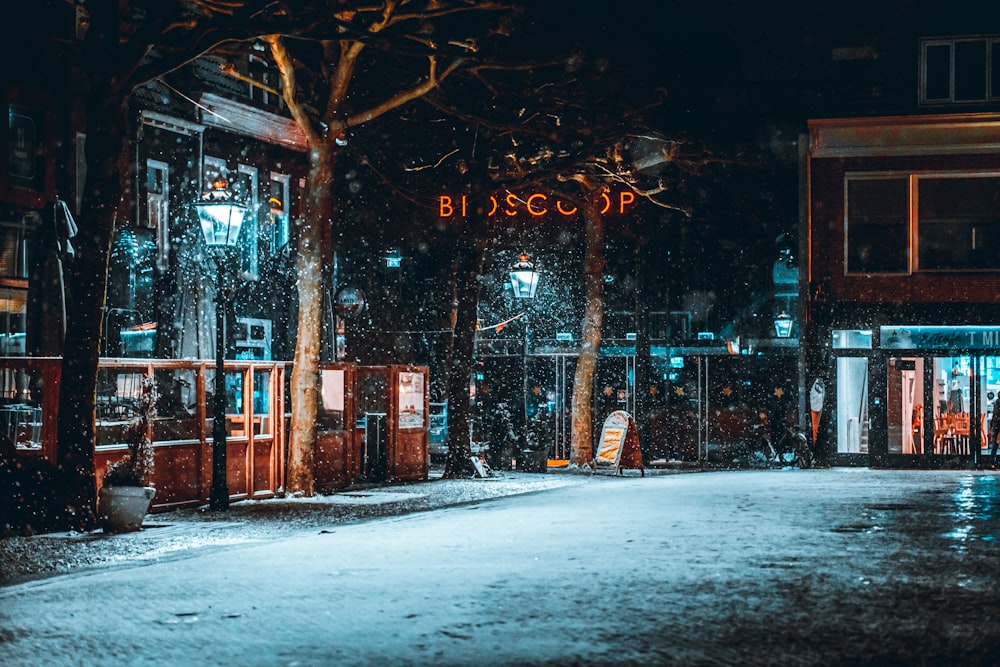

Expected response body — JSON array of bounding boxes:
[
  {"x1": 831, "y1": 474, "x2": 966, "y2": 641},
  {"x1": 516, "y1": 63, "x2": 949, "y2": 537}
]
[{"x1": 98, "y1": 485, "x2": 156, "y2": 533}]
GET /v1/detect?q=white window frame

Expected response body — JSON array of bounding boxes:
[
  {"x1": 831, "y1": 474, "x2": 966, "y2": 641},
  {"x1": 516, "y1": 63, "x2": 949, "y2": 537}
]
[
  {"x1": 237, "y1": 164, "x2": 259, "y2": 280},
  {"x1": 919, "y1": 36, "x2": 1000, "y2": 105},
  {"x1": 268, "y1": 171, "x2": 290, "y2": 253},
  {"x1": 147, "y1": 159, "x2": 170, "y2": 271}
]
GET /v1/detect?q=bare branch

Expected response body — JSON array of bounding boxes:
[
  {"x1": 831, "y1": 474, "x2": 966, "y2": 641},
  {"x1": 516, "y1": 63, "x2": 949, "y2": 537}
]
[
  {"x1": 343, "y1": 56, "x2": 465, "y2": 129},
  {"x1": 266, "y1": 33, "x2": 322, "y2": 144},
  {"x1": 404, "y1": 148, "x2": 460, "y2": 172}
]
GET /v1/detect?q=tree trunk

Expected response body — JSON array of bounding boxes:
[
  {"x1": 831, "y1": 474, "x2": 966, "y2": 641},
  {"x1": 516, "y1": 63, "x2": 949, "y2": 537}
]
[
  {"x1": 442, "y1": 234, "x2": 484, "y2": 478},
  {"x1": 570, "y1": 198, "x2": 605, "y2": 466},
  {"x1": 286, "y1": 142, "x2": 338, "y2": 494},
  {"x1": 57, "y1": 75, "x2": 128, "y2": 530}
]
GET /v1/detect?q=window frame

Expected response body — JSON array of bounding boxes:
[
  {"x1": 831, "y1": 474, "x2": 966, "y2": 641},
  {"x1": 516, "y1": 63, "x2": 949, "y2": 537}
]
[
  {"x1": 844, "y1": 169, "x2": 1000, "y2": 275},
  {"x1": 146, "y1": 159, "x2": 170, "y2": 271},
  {"x1": 920, "y1": 36, "x2": 1000, "y2": 105},
  {"x1": 843, "y1": 172, "x2": 913, "y2": 276}
]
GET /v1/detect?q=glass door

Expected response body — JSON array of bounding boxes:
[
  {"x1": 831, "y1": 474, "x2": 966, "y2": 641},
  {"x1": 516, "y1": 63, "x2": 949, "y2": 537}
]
[
  {"x1": 836, "y1": 356, "x2": 869, "y2": 454},
  {"x1": 929, "y1": 356, "x2": 974, "y2": 457},
  {"x1": 886, "y1": 357, "x2": 924, "y2": 456},
  {"x1": 976, "y1": 356, "x2": 1000, "y2": 462}
]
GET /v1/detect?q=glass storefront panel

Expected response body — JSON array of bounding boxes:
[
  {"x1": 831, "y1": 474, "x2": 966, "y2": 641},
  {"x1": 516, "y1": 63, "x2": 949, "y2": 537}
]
[
  {"x1": 930, "y1": 356, "x2": 972, "y2": 455},
  {"x1": 887, "y1": 357, "x2": 924, "y2": 455},
  {"x1": 837, "y1": 357, "x2": 869, "y2": 454},
  {"x1": 832, "y1": 329, "x2": 873, "y2": 349},
  {"x1": 976, "y1": 356, "x2": 1000, "y2": 458}
]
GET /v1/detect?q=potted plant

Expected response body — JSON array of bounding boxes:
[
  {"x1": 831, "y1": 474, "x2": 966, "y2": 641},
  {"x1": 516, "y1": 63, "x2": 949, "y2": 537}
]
[{"x1": 98, "y1": 376, "x2": 157, "y2": 533}]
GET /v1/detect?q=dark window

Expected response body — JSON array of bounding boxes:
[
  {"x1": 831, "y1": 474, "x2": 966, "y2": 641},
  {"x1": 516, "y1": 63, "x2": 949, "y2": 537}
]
[
  {"x1": 993, "y1": 45, "x2": 1000, "y2": 100},
  {"x1": 925, "y1": 43, "x2": 952, "y2": 101},
  {"x1": 248, "y1": 51, "x2": 280, "y2": 109},
  {"x1": 846, "y1": 178, "x2": 909, "y2": 274},
  {"x1": 918, "y1": 176, "x2": 1000, "y2": 270},
  {"x1": 921, "y1": 37, "x2": 1000, "y2": 104},
  {"x1": 955, "y1": 40, "x2": 987, "y2": 101}
]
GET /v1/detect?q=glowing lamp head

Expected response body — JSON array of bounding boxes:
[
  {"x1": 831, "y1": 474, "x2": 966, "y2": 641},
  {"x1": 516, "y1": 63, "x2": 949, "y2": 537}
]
[
  {"x1": 509, "y1": 253, "x2": 540, "y2": 299},
  {"x1": 195, "y1": 179, "x2": 248, "y2": 248},
  {"x1": 773, "y1": 310, "x2": 793, "y2": 338}
]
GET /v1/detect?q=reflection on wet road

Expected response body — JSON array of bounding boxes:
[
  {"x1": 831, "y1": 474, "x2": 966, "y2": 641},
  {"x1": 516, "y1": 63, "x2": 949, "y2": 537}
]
[{"x1": 945, "y1": 474, "x2": 998, "y2": 545}]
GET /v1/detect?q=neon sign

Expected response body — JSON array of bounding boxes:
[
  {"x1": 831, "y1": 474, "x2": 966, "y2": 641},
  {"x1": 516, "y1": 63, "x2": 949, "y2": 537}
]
[{"x1": 438, "y1": 191, "x2": 637, "y2": 218}]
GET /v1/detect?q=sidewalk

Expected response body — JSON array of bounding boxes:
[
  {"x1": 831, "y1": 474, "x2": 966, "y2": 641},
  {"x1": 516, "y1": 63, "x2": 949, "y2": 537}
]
[{"x1": 0, "y1": 468, "x2": 593, "y2": 587}]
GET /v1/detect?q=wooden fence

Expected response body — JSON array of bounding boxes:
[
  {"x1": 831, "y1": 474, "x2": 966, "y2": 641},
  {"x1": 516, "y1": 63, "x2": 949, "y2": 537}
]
[{"x1": 4, "y1": 358, "x2": 428, "y2": 512}]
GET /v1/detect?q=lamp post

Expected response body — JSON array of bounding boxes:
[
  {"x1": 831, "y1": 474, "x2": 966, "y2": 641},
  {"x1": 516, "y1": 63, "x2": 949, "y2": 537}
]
[
  {"x1": 195, "y1": 179, "x2": 248, "y2": 511},
  {"x1": 509, "y1": 253, "x2": 541, "y2": 469}
]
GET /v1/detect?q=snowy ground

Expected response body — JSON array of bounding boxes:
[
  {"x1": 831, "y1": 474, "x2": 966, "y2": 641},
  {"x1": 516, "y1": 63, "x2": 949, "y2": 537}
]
[
  {"x1": 2, "y1": 467, "x2": 1000, "y2": 666},
  {"x1": 0, "y1": 468, "x2": 590, "y2": 586}
]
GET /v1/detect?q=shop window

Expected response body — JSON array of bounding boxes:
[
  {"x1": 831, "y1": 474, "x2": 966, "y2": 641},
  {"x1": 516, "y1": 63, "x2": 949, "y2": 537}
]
[
  {"x1": 920, "y1": 37, "x2": 1000, "y2": 105},
  {"x1": 319, "y1": 369, "x2": 345, "y2": 431},
  {"x1": 107, "y1": 228, "x2": 156, "y2": 328},
  {"x1": 918, "y1": 175, "x2": 1000, "y2": 270},
  {"x1": 846, "y1": 177, "x2": 909, "y2": 274},
  {"x1": 0, "y1": 221, "x2": 29, "y2": 280},
  {"x1": 0, "y1": 287, "x2": 26, "y2": 355}
]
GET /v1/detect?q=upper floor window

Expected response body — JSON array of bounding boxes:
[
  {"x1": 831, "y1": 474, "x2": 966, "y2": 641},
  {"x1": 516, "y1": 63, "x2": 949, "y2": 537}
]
[
  {"x1": 846, "y1": 176, "x2": 909, "y2": 274},
  {"x1": 845, "y1": 172, "x2": 1000, "y2": 274},
  {"x1": 918, "y1": 175, "x2": 1000, "y2": 270},
  {"x1": 920, "y1": 36, "x2": 1000, "y2": 105},
  {"x1": 248, "y1": 44, "x2": 281, "y2": 109}
]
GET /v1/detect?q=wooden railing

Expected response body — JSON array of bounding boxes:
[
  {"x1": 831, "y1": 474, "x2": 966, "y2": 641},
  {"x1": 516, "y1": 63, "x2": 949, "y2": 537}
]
[{"x1": 3, "y1": 357, "x2": 289, "y2": 511}]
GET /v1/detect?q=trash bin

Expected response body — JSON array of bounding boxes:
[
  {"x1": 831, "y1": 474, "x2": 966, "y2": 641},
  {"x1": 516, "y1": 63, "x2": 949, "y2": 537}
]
[{"x1": 518, "y1": 448, "x2": 547, "y2": 473}]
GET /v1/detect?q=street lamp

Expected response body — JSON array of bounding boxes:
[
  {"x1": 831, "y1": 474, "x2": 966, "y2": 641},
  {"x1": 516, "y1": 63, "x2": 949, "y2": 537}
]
[
  {"x1": 773, "y1": 310, "x2": 793, "y2": 338},
  {"x1": 195, "y1": 179, "x2": 248, "y2": 511},
  {"x1": 509, "y1": 253, "x2": 541, "y2": 470},
  {"x1": 509, "y1": 253, "x2": 540, "y2": 299}
]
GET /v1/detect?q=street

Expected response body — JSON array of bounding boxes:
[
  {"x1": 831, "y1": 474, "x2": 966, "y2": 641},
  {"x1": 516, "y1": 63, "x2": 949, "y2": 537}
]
[{"x1": 2, "y1": 468, "x2": 999, "y2": 666}]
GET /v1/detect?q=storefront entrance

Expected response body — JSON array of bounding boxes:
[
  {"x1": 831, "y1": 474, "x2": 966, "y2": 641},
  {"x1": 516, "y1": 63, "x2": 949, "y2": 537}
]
[
  {"x1": 887, "y1": 355, "x2": 996, "y2": 461},
  {"x1": 832, "y1": 326, "x2": 1000, "y2": 466}
]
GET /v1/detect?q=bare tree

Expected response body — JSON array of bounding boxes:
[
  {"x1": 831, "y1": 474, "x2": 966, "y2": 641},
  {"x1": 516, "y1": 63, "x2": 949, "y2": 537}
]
[
  {"x1": 56, "y1": 0, "x2": 510, "y2": 524},
  {"x1": 419, "y1": 52, "x2": 705, "y2": 469},
  {"x1": 258, "y1": 2, "x2": 512, "y2": 493},
  {"x1": 56, "y1": 0, "x2": 287, "y2": 529}
]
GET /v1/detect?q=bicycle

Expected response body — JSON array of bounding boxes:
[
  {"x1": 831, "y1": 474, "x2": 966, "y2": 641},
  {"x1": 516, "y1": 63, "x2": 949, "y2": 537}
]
[{"x1": 749, "y1": 419, "x2": 812, "y2": 469}]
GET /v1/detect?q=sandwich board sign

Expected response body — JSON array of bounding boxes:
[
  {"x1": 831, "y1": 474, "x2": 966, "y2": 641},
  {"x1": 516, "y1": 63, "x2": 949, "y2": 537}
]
[{"x1": 594, "y1": 410, "x2": 644, "y2": 475}]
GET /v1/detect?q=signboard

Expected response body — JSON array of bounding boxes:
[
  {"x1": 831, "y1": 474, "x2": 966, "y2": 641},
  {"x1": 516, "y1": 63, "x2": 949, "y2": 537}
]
[
  {"x1": 9, "y1": 106, "x2": 43, "y2": 190},
  {"x1": 335, "y1": 287, "x2": 366, "y2": 317},
  {"x1": 594, "y1": 410, "x2": 644, "y2": 476},
  {"x1": 397, "y1": 371, "x2": 425, "y2": 429},
  {"x1": 882, "y1": 325, "x2": 1000, "y2": 350},
  {"x1": 438, "y1": 190, "x2": 636, "y2": 219}
]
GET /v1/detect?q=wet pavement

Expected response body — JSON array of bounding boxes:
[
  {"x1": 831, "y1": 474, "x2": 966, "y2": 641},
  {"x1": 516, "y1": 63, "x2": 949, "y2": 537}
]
[{"x1": 2, "y1": 468, "x2": 999, "y2": 666}]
